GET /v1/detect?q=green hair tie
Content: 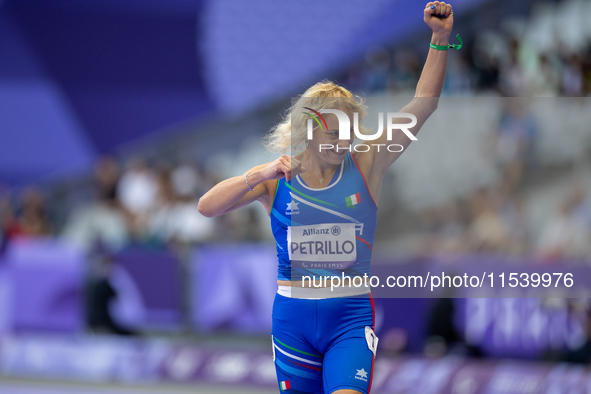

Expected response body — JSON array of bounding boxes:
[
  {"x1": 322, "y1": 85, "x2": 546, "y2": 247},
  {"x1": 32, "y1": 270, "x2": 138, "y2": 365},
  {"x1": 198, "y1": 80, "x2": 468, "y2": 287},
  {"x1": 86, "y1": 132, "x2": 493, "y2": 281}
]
[{"x1": 430, "y1": 33, "x2": 463, "y2": 50}]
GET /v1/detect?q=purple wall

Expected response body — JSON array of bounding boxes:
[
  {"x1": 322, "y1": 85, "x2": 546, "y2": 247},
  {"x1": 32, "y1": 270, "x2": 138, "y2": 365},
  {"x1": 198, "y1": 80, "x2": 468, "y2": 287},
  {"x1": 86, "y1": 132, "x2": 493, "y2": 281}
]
[
  {"x1": 1, "y1": 334, "x2": 590, "y2": 393},
  {"x1": 0, "y1": 238, "x2": 85, "y2": 332}
]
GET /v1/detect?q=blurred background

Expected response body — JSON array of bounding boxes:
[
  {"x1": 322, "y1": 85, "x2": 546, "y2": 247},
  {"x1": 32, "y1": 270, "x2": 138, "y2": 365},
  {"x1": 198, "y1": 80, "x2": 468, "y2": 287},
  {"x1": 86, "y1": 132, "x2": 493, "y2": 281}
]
[{"x1": 2, "y1": 0, "x2": 591, "y2": 392}]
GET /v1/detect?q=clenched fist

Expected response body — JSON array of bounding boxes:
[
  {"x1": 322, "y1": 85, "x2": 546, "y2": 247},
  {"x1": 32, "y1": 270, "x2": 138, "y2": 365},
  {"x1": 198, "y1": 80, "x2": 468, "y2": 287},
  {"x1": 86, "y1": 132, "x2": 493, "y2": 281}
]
[
  {"x1": 424, "y1": 2, "x2": 453, "y2": 35},
  {"x1": 259, "y1": 155, "x2": 306, "y2": 183}
]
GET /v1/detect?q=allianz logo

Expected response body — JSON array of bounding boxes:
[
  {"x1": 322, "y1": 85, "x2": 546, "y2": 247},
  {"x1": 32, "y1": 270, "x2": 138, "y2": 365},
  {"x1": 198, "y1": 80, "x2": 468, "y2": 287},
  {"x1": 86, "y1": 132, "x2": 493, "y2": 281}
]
[
  {"x1": 302, "y1": 226, "x2": 341, "y2": 237},
  {"x1": 302, "y1": 228, "x2": 329, "y2": 236}
]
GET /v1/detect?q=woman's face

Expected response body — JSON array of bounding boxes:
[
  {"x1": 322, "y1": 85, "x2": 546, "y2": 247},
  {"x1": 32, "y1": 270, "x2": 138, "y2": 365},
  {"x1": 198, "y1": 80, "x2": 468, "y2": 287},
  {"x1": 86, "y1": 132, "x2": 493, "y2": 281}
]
[{"x1": 307, "y1": 113, "x2": 354, "y2": 165}]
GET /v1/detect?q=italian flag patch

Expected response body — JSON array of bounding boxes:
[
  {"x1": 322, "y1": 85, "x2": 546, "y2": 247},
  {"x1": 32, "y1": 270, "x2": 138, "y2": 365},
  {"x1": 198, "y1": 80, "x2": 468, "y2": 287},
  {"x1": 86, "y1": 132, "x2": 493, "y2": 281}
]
[
  {"x1": 280, "y1": 380, "x2": 291, "y2": 391},
  {"x1": 345, "y1": 193, "x2": 361, "y2": 208}
]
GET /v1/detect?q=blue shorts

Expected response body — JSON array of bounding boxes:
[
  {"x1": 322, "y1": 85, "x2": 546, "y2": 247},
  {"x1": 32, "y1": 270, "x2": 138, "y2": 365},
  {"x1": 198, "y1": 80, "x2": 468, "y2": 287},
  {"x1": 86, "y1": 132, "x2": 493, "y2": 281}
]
[{"x1": 271, "y1": 292, "x2": 377, "y2": 394}]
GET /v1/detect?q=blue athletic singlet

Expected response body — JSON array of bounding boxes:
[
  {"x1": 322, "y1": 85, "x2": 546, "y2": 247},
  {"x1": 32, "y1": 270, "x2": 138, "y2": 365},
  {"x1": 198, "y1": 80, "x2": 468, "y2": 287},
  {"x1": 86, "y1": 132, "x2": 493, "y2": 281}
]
[
  {"x1": 269, "y1": 151, "x2": 380, "y2": 394},
  {"x1": 270, "y1": 151, "x2": 378, "y2": 282}
]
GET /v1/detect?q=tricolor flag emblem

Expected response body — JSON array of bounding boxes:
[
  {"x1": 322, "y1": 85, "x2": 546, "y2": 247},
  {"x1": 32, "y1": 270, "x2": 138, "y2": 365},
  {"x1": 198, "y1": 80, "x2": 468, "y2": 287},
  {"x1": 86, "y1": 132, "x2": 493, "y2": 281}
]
[
  {"x1": 345, "y1": 193, "x2": 361, "y2": 208},
  {"x1": 280, "y1": 380, "x2": 291, "y2": 391}
]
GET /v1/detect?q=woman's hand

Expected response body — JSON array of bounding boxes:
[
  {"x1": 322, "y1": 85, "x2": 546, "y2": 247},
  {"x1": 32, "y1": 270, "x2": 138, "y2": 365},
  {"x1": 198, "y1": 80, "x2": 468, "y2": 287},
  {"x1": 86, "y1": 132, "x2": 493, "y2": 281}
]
[
  {"x1": 198, "y1": 155, "x2": 306, "y2": 218},
  {"x1": 424, "y1": 2, "x2": 453, "y2": 37},
  {"x1": 259, "y1": 154, "x2": 306, "y2": 182}
]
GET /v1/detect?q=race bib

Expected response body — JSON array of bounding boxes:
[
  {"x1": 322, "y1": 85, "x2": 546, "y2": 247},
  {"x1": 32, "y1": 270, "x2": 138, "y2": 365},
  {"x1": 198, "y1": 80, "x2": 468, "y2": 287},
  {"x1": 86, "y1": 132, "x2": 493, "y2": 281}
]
[{"x1": 288, "y1": 223, "x2": 357, "y2": 269}]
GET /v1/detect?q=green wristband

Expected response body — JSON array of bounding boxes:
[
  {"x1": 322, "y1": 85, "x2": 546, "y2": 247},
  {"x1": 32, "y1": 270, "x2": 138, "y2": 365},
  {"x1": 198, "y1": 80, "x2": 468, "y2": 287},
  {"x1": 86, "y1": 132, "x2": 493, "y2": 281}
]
[{"x1": 430, "y1": 33, "x2": 463, "y2": 50}]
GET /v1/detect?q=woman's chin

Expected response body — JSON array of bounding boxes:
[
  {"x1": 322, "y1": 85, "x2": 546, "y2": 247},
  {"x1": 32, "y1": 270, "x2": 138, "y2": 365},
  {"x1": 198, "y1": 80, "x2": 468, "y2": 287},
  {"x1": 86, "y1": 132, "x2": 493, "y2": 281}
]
[{"x1": 330, "y1": 148, "x2": 348, "y2": 161}]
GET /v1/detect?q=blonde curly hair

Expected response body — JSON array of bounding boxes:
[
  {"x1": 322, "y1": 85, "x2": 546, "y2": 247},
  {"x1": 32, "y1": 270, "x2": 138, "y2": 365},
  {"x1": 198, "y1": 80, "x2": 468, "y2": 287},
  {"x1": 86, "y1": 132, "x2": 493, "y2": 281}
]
[{"x1": 263, "y1": 81, "x2": 370, "y2": 153}]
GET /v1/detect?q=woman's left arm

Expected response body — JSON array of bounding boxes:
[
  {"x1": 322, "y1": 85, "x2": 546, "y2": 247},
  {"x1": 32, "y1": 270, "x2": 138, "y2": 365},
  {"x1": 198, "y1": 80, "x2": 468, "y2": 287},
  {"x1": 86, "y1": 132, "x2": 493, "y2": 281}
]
[{"x1": 357, "y1": 1, "x2": 455, "y2": 179}]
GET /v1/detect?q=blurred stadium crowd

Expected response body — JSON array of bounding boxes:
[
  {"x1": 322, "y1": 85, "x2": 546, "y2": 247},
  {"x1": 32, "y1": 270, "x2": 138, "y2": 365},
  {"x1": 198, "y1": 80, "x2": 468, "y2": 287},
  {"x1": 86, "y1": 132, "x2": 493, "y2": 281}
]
[
  {"x1": 0, "y1": 105, "x2": 588, "y2": 262},
  {"x1": 344, "y1": 1, "x2": 591, "y2": 97},
  {"x1": 0, "y1": 153, "x2": 275, "y2": 254},
  {"x1": 4, "y1": 1, "x2": 591, "y2": 392},
  {"x1": 3, "y1": 2, "x2": 591, "y2": 263}
]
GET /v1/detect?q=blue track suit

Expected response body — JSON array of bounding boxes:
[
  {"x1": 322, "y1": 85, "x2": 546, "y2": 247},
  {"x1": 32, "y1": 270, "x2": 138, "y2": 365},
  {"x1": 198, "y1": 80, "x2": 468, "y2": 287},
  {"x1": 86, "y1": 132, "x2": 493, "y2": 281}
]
[{"x1": 270, "y1": 152, "x2": 379, "y2": 394}]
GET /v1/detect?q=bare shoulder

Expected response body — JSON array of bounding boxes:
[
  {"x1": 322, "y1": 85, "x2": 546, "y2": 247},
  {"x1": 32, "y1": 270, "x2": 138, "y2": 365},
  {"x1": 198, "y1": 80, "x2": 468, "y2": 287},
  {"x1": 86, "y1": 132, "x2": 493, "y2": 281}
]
[
  {"x1": 351, "y1": 150, "x2": 383, "y2": 204},
  {"x1": 351, "y1": 150, "x2": 375, "y2": 179}
]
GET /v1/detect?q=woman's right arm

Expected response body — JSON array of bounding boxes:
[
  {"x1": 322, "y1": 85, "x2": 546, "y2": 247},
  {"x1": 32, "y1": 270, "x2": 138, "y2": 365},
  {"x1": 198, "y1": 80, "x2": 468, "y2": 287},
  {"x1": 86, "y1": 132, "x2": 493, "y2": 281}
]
[{"x1": 197, "y1": 155, "x2": 305, "y2": 217}]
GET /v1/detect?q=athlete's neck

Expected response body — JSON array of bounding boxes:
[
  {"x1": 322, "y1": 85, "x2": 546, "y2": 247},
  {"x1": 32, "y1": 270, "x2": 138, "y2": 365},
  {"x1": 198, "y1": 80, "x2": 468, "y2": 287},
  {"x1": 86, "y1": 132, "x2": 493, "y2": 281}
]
[{"x1": 302, "y1": 150, "x2": 340, "y2": 179}]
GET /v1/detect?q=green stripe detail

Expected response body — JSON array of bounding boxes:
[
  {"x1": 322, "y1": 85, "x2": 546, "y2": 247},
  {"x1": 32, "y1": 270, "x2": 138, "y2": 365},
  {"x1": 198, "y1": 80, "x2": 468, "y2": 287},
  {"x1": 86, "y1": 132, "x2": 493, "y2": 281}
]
[
  {"x1": 304, "y1": 112, "x2": 323, "y2": 130},
  {"x1": 283, "y1": 181, "x2": 338, "y2": 207},
  {"x1": 274, "y1": 337, "x2": 322, "y2": 358},
  {"x1": 269, "y1": 179, "x2": 280, "y2": 216}
]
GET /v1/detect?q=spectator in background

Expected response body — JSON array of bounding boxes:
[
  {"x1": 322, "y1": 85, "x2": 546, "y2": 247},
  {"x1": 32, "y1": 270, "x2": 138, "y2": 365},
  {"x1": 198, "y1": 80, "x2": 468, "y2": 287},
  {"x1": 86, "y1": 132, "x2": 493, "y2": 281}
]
[
  {"x1": 118, "y1": 158, "x2": 158, "y2": 215},
  {"x1": 117, "y1": 157, "x2": 158, "y2": 238},
  {"x1": 418, "y1": 201, "x2": 467, "y2": 255},
  {"x1": 164, "y1": 200, "x2": 214, "y2": 245},
  {"x1": 531, "y1": 54, "x2": 561, "y2": 97},
  {"x1": 582, "y1": 45, "x2": 591, "y2": 95},
  {"x1": 389, "y1": 49, "x2": 421, "y2": 94},
  {"x1": 215, "y1": 206, "x2": 263, "y2": 242},
  {"x1": 150, "y1": 161, "x2": 214, "y2": 245},
  {"x1": 472, "y1": 39, "x2": 501, "y2": 92},
  {"x1": 0, "y1": 192, "x2": 17, "y2": 233},
  {"x1": 171, "y1": 162, "x2": 201, "y2": 198},
  {"x1": 570, "y1": 181, "x2": 591, "y2": 229},
  {"x1": 149, "y1": 161, "x2": 176, "y2": 245},
  {"x1": 95, "y1": 155, "x2": 120, "y2": 203},
  {"x1": 169, "y1": 163, "x2": 214, "y2": 244},
  {"x1": 562, "y1": 54, "x2": 584, "y2": 97},
  {"x1": 342, "y1": 61, "x2": 366, "y2": 95},
  {"x1": 466, "y1": 188, "x2": 512, "y2": 253},
  {"x1": 364, "y1": 46, "x2": 390, "y2": 94},
  {"x1": 87, "y1": 253, "x2": 137, "y2": 336},
  {"x1": 562, "y1": 301, "x2": 591, "y2": 364},
  {"x1": 537, "y1": 184, "x2": 591, "y2": 261},
  {"x1": 18, "y1": 187, "x2": 52, "y2": 236},
  {"x1": 424, "y1": 297, "x2": 461, "y2": 359},
  {"x1": 499, "y1": 192, "x2": 529, "y2": 255},
  {"x1": 493, "y1": 100, "x2": 537, "y2": 193},
  {"x1": 424, "y1": 289, "x2": 482, "y2": 359},
  {"x1": 434, "y1": 200, "x2": 467, "y2": 254},
  {"x1": 0, "y1": 190, "x2": 20, "y2": 252},
  {"x1": 62, "y1": 157, "x2": 128, "y2": 252},
  {"x1": 443, "y1": 54, "x2": 473, "y2": 95},
  {"x1": 498, "y1": 38, "x2": 528, "y2": 96},
  {"x1": 418, "y1": 207, "x2": 444, "y2": 254}
]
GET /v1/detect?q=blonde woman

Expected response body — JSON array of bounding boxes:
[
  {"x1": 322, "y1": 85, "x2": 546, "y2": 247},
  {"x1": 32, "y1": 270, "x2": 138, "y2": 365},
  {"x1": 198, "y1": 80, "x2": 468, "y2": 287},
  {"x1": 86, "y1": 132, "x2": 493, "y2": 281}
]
[{"x1": 199, "y1": 2, "x2": 454, "y2": 393}]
